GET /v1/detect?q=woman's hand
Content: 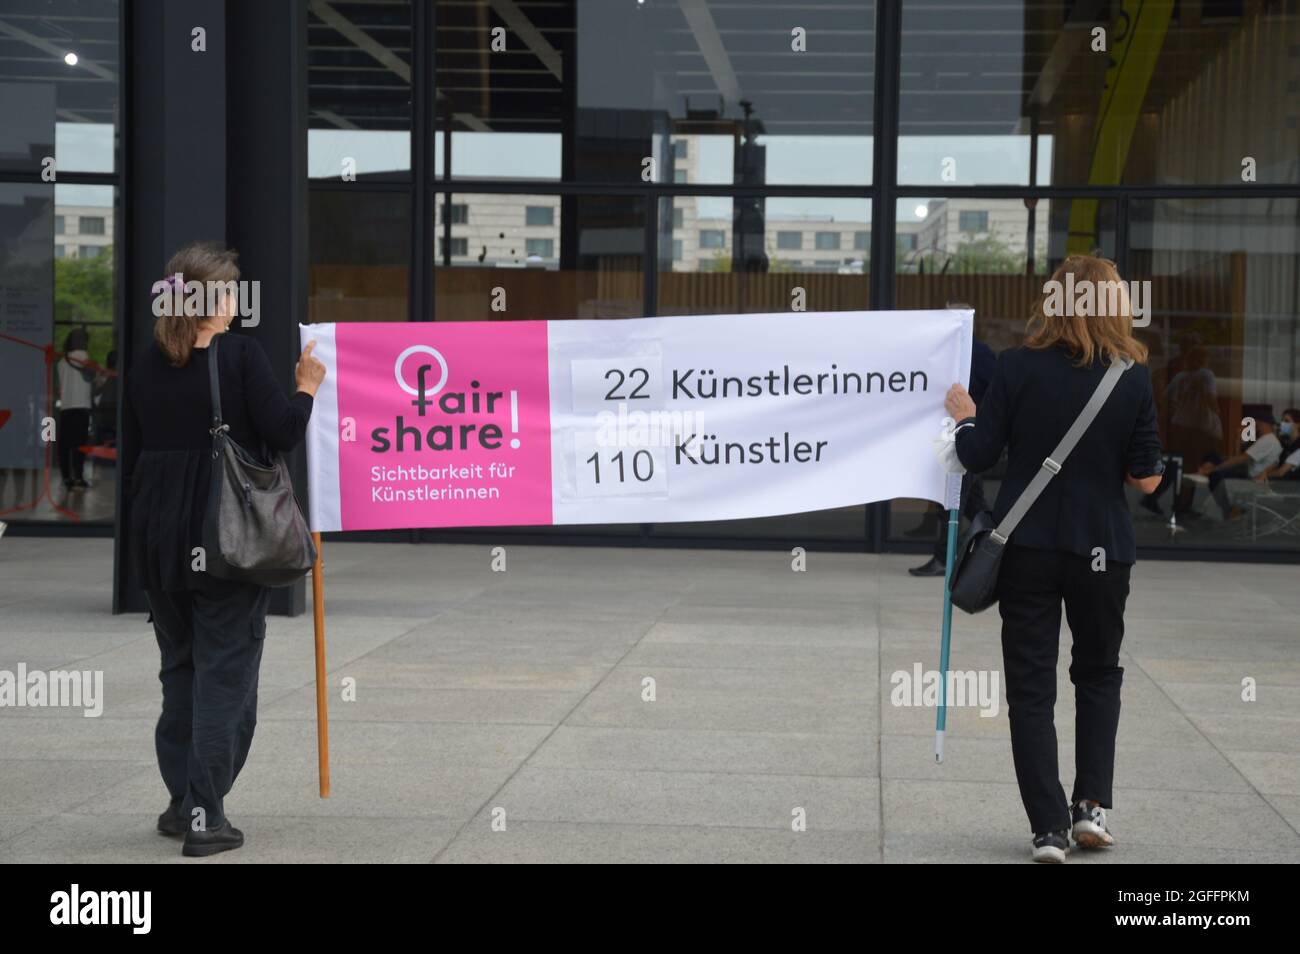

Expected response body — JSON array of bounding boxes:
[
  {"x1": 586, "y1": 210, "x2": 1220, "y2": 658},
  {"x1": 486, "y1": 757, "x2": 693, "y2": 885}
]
[
  {"x1": 1125, "y1": 473, "x2": 1162, "y2": 494},
  {"x1": 295, "y1": 340, "x2": 327, "y2": 396},
  {"x1": 944, "y1": 383, "x2": 976, "y2": 421}
]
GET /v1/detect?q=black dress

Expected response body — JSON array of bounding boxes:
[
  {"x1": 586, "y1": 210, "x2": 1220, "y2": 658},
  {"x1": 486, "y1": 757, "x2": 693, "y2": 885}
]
[{"x1": 122, "y1": 333, "x2": 313, "y2": 591}]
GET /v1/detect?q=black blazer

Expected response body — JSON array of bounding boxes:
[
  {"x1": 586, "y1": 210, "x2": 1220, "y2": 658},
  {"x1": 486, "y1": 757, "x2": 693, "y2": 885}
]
[
  {"x1": 954, "y1": 344, "x2": 1161, "y2": 564},
  {"x1": 122, "y1": 333, "x2": 313, "y2": 591},
  {"x1": 969, "y1": 338, "x2": 996, "y2": 405}
]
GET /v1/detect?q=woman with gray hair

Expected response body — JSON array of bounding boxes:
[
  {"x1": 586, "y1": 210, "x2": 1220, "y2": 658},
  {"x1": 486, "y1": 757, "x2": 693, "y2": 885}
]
[{"x1": 122, "y1": 241, "x2": 325, "y2": 857}]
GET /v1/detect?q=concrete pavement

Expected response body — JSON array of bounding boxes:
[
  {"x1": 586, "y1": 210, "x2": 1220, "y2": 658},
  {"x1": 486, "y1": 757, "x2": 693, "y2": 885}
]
[{"x1": 1, "y1": 538, "x2": 1297, "y2": 863}]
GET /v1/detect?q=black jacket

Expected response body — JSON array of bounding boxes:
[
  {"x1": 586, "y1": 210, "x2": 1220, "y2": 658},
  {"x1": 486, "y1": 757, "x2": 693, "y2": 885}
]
[
  {"x1": 970, "y1": 338, "x2": 996, "y2": 405},
  {"x1": 955, "y1": 344, "x2": 1161, "y2": 564},
  {"x1": 123, "y1": 333, "x2": 313, "y2": 591}
]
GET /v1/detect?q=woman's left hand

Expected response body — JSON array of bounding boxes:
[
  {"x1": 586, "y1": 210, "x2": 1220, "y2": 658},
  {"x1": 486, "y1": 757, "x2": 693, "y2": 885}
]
[{"x1": 945, "y1": 383, "x2": 976, "y2": 421}]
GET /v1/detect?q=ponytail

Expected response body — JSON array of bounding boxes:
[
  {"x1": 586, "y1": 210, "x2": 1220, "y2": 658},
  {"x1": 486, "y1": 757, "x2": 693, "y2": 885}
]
[{"x1": 154, "y1": 291, "x2": 201, "y2": 367}]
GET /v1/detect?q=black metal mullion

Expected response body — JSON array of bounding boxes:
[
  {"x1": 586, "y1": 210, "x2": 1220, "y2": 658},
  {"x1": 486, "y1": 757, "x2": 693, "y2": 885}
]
[
  {"x1": 409, "y1": 0, "x2": 433, "y2": 322},
  {"x1": 644, "y1": 192, "x2": 658, "y2": 318},
  {"x1": 388, "y1": 179, "x2": 874, "y2": 198},
  {"x1": 110, "y1": 0, "x2": 132, "y2": 612},
  {"x1": 870, "y1": 0, "x2": 899, "y2": 310},
  {"x1": 438, "y1": 2, "x2": 452, "y2": 272},
  {"x1": 866, "y1": 0, "x2": 901, "y2": 552},
  {"x1": 1115, "y1": 195, "x2": 1130, "y2": 274},
  {"x1": 0, "y1": 172, "x2": 122, "y2": 187},
  {"x1": 306, "y1": 178, "x2": 412, "y2": 192},
  {"x1": 894, "y1": 183, "x2": 1300, "y2": 199}
]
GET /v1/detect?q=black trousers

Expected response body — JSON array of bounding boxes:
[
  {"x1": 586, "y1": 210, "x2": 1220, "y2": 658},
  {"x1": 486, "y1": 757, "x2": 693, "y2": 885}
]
[
  {"x1": 146, "y1": 576, "x2": 271, "y2": 830},
  {"x1": 932, "y1": 473, "x2": 988, "y2": 562},
  {"x1": 57, "y1": 408, "x2": 90, "y2": 483},
  {"x1": 996, "y1": 545, "x2": 1131, "y2": 833}
]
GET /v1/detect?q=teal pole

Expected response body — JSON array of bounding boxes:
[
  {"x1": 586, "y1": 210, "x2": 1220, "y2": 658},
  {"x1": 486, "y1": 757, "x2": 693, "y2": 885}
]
[{"x1": 936, "y1": 506, "x2": 959, "y2": 762}]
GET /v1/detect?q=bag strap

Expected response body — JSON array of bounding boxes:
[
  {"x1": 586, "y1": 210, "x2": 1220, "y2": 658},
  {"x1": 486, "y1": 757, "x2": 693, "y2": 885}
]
[
  {"x1": 207, "y1": 335, "x2": 229, "y2": 446},
  {"x1": 991, "y1": 356, "x2": 1133, "y2": 544}
]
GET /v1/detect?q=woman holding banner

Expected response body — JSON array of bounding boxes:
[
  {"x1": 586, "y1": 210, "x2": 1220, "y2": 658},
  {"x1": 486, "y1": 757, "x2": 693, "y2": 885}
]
[
  {"x1": 943, "y1": 255, "x2": 1163, "y2": 863},
  {"x1": 122, "y1": 242, "x2": 326, "y2": 857}
]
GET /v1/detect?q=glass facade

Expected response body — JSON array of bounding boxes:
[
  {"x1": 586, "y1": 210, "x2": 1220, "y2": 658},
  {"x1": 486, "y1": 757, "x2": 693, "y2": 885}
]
[
  {"x1": 428, "y1": 0, "x2": 875, "y2": 185},
  {"x1": 433, "y1": 192, "x2": 646, "y2": 321},
  {"x1": 2, "y1": 0, "x2": 1297, "y2": 558},
  {"x1": 0, "y1": 2, "x2": 118, "y2": 526},
  {"x1": 898, "y1": 0, "x2": 1300, "y2": 186},
  {"x1": 1128, "y1": 197, "x2": 1300, "y2": 549}
]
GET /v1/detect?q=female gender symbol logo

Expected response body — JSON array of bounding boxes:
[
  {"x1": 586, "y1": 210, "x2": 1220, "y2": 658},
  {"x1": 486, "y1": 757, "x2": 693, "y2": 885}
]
[{"x1": 393, "y1": 345, "x2": 448, "y2": 398}]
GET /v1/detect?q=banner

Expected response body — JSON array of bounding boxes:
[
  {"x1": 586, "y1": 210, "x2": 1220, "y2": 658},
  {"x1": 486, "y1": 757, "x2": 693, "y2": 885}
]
[{"x1": 300, "y1": 310, "x2": 973, "y2": 532}]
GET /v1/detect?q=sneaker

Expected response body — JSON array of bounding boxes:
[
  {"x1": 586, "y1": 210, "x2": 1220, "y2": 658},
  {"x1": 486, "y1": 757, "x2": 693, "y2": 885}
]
[
  {"x1": 1031, "y1": 829, "x2": 1069, "y2": 863},
  {"x1": 1071, "y1": 800, "x2": 1115, "y2": 848},
  {"x1": 182, "y1": 819, "x2": 244, "y2": 857}
]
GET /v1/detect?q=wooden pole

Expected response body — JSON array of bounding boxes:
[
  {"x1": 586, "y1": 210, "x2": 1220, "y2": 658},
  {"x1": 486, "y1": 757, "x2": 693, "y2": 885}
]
[{"x1": 311, "y1": 532, "x2": 330, "y2": 797}]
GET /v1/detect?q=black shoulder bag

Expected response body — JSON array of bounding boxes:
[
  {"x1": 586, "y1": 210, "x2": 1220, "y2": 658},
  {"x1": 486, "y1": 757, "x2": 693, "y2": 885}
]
[
  {"x1": 949, "y1": 357, "x2": 1132, "y2": 614},
  {"x1": 201, "y1": 334, "x2": 317, "y2": 587}
]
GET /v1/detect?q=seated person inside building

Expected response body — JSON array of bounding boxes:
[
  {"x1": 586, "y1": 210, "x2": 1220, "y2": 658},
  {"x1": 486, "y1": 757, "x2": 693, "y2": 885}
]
[
  {"x1": 1255, "y1": 408, "x2": 1300, "y2": 483},
  {"x1": 1198, "y1": 404, "x2": 1283, "y2": 518}
]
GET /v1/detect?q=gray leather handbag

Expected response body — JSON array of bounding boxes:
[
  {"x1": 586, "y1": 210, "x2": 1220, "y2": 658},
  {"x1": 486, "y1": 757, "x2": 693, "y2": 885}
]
[{"x1": 201, "y1": 334, "x2": 317, "y2": 587}]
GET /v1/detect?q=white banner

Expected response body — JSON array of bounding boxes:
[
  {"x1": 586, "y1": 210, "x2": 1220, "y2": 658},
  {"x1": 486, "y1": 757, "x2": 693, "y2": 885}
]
[{"x1": 301, "y1": 310, "x2": 973, "y2": 531}]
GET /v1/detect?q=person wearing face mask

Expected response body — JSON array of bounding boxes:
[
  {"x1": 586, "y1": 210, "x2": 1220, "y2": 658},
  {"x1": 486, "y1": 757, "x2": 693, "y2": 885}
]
[
  {"x1": 1197, "y1": 405, "x2": 1283, "y2": 518},
  {"x1": 1256, "y1": 408, "x2": 1300, "y2": 482}
]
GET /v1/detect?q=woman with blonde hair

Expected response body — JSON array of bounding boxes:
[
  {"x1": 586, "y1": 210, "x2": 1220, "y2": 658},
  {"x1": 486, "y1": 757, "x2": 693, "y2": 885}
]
[{"x1": 944, "y1": 255, "x2": 1163, "y2": 862}]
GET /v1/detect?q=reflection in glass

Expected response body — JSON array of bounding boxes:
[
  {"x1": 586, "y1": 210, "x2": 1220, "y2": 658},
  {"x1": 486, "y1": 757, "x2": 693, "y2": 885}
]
[
  {"x1": 308, "y1": 0, "x2": 412, "y2": 180},
  {"x1": 1129, "y1": 198, "x2": 1300, "y2": 550},
  {"x1": 658, "y1": 196, "x2": 870, "y2": 315},
  {"x1": 0, "y1": 0, "x2": 119, "y2": 173},
  {"x1": 434, "y1": 193, "x2": 643, "y2": 321},
  {"x1": 433, "y1": 0, "x2": 874, "y2": 185},
  {"x1": 888, "y1": 196, "x2": 1117, "y2": 543},
  {"x1": 0, "y1": 183, "x2": 117, "y2": 524},
  {"x1": 309, "y1": 190, "x2": 410, "y2": 322},
  {"x1": 899, "y1": 0, "x2": 1300, "y2": 186}
]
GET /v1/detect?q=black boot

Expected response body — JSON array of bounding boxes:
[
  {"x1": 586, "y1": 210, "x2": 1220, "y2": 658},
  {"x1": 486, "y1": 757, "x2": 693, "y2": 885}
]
[{"x1": 182, "y1": 819, "x2": 244, "y2": 857}]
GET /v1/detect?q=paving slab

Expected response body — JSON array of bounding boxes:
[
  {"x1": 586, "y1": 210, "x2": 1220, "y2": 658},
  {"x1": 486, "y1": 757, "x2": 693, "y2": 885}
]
[{"x1": 0, "y1": 540, "x2": 1296, "y2": 863}]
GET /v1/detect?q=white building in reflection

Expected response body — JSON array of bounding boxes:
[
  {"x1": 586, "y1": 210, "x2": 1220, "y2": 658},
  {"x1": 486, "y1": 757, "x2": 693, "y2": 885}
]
[{"x1": 54, "y1": 204, "x2": 113, "y2": 261}]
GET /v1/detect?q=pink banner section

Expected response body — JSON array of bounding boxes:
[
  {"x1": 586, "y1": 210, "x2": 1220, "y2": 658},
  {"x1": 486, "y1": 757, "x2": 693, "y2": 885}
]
[{"x1": 333, "y1": 322, "x2": 553, "y2": 529}]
